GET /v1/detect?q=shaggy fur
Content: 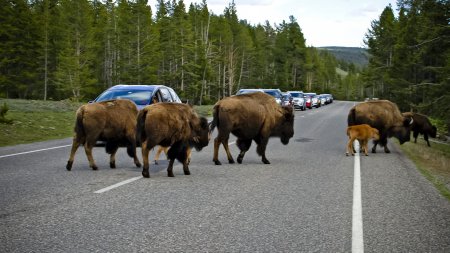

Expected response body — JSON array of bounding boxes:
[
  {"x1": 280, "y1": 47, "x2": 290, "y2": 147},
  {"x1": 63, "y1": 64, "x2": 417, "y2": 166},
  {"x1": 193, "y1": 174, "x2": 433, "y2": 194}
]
[
  {"x1": 66, "y1": 99, "x2": 141, "y2": 171},
  {"x1": 209, "y1": 92, "x2": 294, "y2": 165}
]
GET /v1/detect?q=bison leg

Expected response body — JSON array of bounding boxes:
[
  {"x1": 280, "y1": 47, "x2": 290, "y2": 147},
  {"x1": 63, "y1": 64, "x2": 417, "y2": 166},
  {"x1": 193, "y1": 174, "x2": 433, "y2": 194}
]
[
  {"x1": 413, "y1": 131, "x2": 419, "y2": 143},
  {"x1": 213, "y1": 137, "x2": 222, "y2": 165},
  {"x1": 222, "y1": 139, "x2": 235, "y2": 164},
  {"x1": 66, "y1": 138, "x2": 81, "y2": 171},
  {"x1": 167, "y1": 159, "x2": 175, "y2": 177},
  {"x1": 83, "y1": 142, "x2": 98, "y2": 170},
  {"x1": 346, "y1": 137, "x2": 355, "y2": 156},
  {"x1": 183, "y1": 159, "x2": 190, "y2": 175},
  {"x1": 424, "y1": 133, "x2": 431, "y2": 147},
  {"x1": 109, "y1": 145, "x2": 119, "y2": 169},
  {"x1": 141, "y1": 140, "x2": 151, "y2": 178},
  {"x1": 255, "y1": 137, "x2": 270, "y2": 164},
  {"x1": 154, "y1": 146, "x2": 168, "y2": 164},
  {"x1": 236, "y1": 138, "x2": 252, "y2": 164}
]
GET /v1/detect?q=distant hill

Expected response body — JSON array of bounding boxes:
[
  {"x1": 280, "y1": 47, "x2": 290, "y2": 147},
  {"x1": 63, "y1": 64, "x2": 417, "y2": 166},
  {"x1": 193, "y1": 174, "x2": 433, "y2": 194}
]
[{"x1": 318, "y1": 47, "x2": 369, "y2": 69}]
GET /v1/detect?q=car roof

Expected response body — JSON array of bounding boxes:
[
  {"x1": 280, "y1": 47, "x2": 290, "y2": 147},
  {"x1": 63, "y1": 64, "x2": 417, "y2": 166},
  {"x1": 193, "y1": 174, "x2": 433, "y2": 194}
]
[{"x1": 106, "y1": 84, "x2": 164, "y2": 91}]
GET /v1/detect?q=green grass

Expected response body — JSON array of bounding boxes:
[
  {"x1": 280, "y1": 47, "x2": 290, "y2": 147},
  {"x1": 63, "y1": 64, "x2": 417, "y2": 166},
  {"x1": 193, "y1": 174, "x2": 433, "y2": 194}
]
[
  {"x1": 0, "y1": 99, "x2": 81, "y2": 147},
  {"x1": 398, "y1": 139, "x2": 450, "y2": 201}
]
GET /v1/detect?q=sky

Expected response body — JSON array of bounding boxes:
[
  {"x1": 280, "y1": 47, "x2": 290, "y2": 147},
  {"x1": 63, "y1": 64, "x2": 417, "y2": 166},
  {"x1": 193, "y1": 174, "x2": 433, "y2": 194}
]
[{"x1": 149, "y1": 0, "x2": 398, "y2": 48}]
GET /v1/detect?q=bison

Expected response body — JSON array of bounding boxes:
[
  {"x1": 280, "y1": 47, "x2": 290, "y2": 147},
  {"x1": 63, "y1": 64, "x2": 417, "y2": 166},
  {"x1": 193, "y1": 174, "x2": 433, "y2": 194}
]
[
  {"x1": 209, "y1": 92, "x2": 295, "y2": 165},
  {"x1": 347, "y1": 100, "x2": 413, "y2": 153},
  {"x1": 66, "y1": 99, "x2": 141, "y2": 171},
  {"x1": 346, "y1": 124, "x2": 380, "y2": 156},
  {"x1": 402, "y1": 112, "x2": 437, "y2": 147},
  {"x1": 136, "y1": 103, "x2": 210, "y2": 178}
]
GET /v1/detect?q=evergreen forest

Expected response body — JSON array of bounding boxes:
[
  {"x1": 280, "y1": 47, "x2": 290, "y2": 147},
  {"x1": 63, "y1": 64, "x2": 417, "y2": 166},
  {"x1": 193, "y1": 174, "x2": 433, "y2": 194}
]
[{"x1": 0, "y1": 0, "x2": 449, "y2": 131}]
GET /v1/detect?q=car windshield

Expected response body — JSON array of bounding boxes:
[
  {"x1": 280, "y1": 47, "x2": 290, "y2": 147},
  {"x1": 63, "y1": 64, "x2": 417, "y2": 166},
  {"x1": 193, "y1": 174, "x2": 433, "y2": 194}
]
[
  {"x1": 96, "y1": 89, "x2": 153, "y2": 105},
  {"x1": 264, "y1": 90, "x2": 280, "y2": 98},
  {"x1": 290, "y1": 93, "x2": 303, "y2": 98}
]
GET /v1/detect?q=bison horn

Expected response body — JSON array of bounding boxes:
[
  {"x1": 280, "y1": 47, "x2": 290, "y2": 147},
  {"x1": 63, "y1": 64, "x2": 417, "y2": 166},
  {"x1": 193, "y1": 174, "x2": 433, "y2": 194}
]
[
  {"x1": 193, "y1": 136, "x2": 199, "y2": 143},
  {"x1": 409, "y1": 118, "x2": 414, "y2": 125}
]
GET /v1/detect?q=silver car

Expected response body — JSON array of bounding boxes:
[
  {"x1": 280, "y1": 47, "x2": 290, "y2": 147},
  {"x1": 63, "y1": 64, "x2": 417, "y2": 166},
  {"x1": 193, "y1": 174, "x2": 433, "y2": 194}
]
[{"x1": 288, "y1": 91, "x2": 306, "y2": 111}]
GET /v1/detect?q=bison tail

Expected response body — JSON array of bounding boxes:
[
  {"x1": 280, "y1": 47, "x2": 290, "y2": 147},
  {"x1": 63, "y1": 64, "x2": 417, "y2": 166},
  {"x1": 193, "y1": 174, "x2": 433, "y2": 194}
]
[
  {"x1": 209, "y1": 105, "x2": 219, "y2": 133},
  {"x1": 347, "y1": 107, "x2": 357, "y2": 126},
  {"x1": 74, "y1": 107, "x2": 85, "y2": 143},
  {"x1": 136, "y1": 109, "x2": 148, "y2": 147}
]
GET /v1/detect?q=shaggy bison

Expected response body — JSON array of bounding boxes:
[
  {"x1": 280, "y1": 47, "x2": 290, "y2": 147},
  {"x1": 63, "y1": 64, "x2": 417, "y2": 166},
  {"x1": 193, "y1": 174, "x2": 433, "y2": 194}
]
[
  {"x1": 210, "y1": 92, "x2": 295, "y2": 165},
  {"x1": 136, "y1": 103, "x2": 210, "y2": 178},
  {"x1": 346, "y1": 124, "x2": 380, "y2": 156},
  {"x1": 402, "y1": 112, "x2": 437, "y2": 147},
  {"x1": 66, "y1": 99, "x2": 141, "y2": 171},
  {"x1": 348, "y1": 100, "x2": 413, "y2": 153}
]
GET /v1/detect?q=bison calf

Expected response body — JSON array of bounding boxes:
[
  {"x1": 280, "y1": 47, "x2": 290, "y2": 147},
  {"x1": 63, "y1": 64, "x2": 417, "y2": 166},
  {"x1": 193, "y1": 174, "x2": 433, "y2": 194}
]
[
  {"x1": 66, "y1": 99, "x2": 141, "y2": 171},
  {"x1": 346, "y1": 124, "x2": 380, "y2": 156},
  {"x1": 136, "y1": 103, "x2": 210, "y2": 178},
  {"x1": 402, "y1": 112, "x2": 437, "y2": 147}
]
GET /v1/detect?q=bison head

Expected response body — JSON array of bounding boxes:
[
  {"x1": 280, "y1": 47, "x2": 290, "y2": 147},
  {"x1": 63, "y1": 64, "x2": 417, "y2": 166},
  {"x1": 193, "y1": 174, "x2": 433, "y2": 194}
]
[
  {"x1": 191, "y1": 117, "x2": 210, "y2": 151},
  {"x1": 278, "y1": 106, "x2": 295, "y2": 145},
  {"x1": 391, "y1": 116, "x2": 413, "y2": 144}
]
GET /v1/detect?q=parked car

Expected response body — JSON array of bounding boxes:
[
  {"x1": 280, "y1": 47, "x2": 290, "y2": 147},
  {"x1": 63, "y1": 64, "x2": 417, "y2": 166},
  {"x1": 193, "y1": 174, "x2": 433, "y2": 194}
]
[
  {"x1": 287, "y1": 91, "x2": 306, "y2": 111},
  {"x1": 304, "y1": 94, "x2": 312, "y2": 109},
  {"x1": 93, "y1": 84, "x2": 182, "y2": 110},
  {"x1": 318, "y1": 95, "x2": 327, "y2": 106},
  {"x1": 281, "y1": 92, "x2": 294, "y2": 108},
  {"x1": 304, "y1": 92, "x2": 319, "y2": 108}
]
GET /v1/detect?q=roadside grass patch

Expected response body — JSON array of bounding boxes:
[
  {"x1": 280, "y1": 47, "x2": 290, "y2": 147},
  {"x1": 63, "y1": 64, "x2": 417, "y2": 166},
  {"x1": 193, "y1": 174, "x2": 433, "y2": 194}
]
[
  {"x1": 399, "y1": 139, "x2": 450, "y2": 201},
  {"x1": 0, "y1": 99, "x2": 80, "y2": 147}
]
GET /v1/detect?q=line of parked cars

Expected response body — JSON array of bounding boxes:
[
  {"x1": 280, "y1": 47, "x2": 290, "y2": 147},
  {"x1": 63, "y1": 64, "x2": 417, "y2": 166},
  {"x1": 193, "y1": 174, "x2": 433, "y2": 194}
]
[{"x1": 236, "y1": 88, "x2": 333, "y2": 110}]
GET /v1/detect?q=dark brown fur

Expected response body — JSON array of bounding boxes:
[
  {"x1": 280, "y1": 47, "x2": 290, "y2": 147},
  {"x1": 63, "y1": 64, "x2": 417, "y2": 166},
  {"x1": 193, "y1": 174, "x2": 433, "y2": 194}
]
[
  {"x1": 209, "y1": 92, "x2": 294, "y2": 165},
  {"x1": 347, "y1": 100, "x2": 412, "y2": 153},
  {"x1": 346, "y1": 124, "x2": 380, "y2": 156},
  {"x1": 66, "y1": 99, "x2": 141, "y2": 171},
  {"x1": 402, "y1": 112, "x2": 437, "y2": 147},
  {"x1": 136, "y1": 103, "x2": 210, "y2": 178}
]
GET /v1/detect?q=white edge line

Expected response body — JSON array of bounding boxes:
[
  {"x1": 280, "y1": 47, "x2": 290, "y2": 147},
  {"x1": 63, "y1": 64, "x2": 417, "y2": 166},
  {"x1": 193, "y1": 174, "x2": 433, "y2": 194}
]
[
  {"x1": 94, "y1": 176, "x2": 142, "y2": 194},
  {"x1": 0, "y1": 144, "x2": 71, "y2": 159},
  {"x1": 352, "y1": 140, "x2": 364, "y2": 253}
]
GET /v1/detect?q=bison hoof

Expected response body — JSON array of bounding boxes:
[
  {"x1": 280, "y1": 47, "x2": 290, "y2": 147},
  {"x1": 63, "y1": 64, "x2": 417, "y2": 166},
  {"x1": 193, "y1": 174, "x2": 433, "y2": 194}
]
[
  {"x1": 371, "y1": 149, "x2": 377, "y2": 153},
  {"x1": 168, "y1": 172, "x2": 175, "y2": 177},
  {"x1": 262, "y1": 159, "x2": 270, "y2": 164},
  {"x1": 229, "y1": 159, "x2": 236, "y2": 164},
  {"x1": 214, "y1": 160, "x2": 222, "y2": 165},
  {"x1": 135, "y1": 162, "x2": 142, "y2": 168},
  {"x1": 345, "y1": 153, "x2": 349, "y2": 156},
  {"x1": 142, "y1": 170, "x2": 150, "y2": 178},
  {"x1": 184, "y1": 170, "x2": 191, "y2": 175},
  {"x1": 110, "y1": 162, "x2": 116, "y2": 169},
  {"x1": 66, "y1": 161, "x2": 73, "y2": 171},
  {"x1": 92, "y1": 166, "x2": 98, "y2": 171},
  {"x1": 384, "y1": 149, "x2": 391, "y2": 153}
]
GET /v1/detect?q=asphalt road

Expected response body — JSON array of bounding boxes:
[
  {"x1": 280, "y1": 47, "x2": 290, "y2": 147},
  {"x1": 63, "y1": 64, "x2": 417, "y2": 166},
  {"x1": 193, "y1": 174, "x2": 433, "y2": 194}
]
[{"x1": 1, "y1": 101, "x2": 449, "y2": 252}]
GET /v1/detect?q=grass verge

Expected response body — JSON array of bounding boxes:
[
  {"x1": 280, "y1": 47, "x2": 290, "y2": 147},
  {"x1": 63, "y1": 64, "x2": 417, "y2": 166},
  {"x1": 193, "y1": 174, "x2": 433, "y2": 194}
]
[{"x1": 398, "y1": 139, "x2": 450, "y2": 201}]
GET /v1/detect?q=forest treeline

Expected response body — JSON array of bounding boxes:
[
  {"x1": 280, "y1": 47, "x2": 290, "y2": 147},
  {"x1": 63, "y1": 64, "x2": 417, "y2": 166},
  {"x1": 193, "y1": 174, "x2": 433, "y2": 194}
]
[
  {"x1": 0, "y1": 0, "x2": 449, "y2": 131},
  {"x1": 0, "y1": 0, "x2": 350, "y2": 104}
]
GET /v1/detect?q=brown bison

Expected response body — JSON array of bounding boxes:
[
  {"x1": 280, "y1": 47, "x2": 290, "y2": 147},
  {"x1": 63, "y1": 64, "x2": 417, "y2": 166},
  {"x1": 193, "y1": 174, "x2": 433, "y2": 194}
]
[
  {"x1": 66, "y1": 99, "x2": 141, "y2": 171},
  {"x1": 209, "y1": 92, "x2": 295, "y2": 165},
  {"x1": 136, "y1": 103, "x2": 210, "y2": 178},
  {"x1": 348, "y1": 100, "x2": 413, "y2": 153},
  {"x1": 346, "y1": 124, "x2": 380, "y2": 156},
  {"x1": 402, "y1": 112, "x2": 437, "y2": 147}
]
